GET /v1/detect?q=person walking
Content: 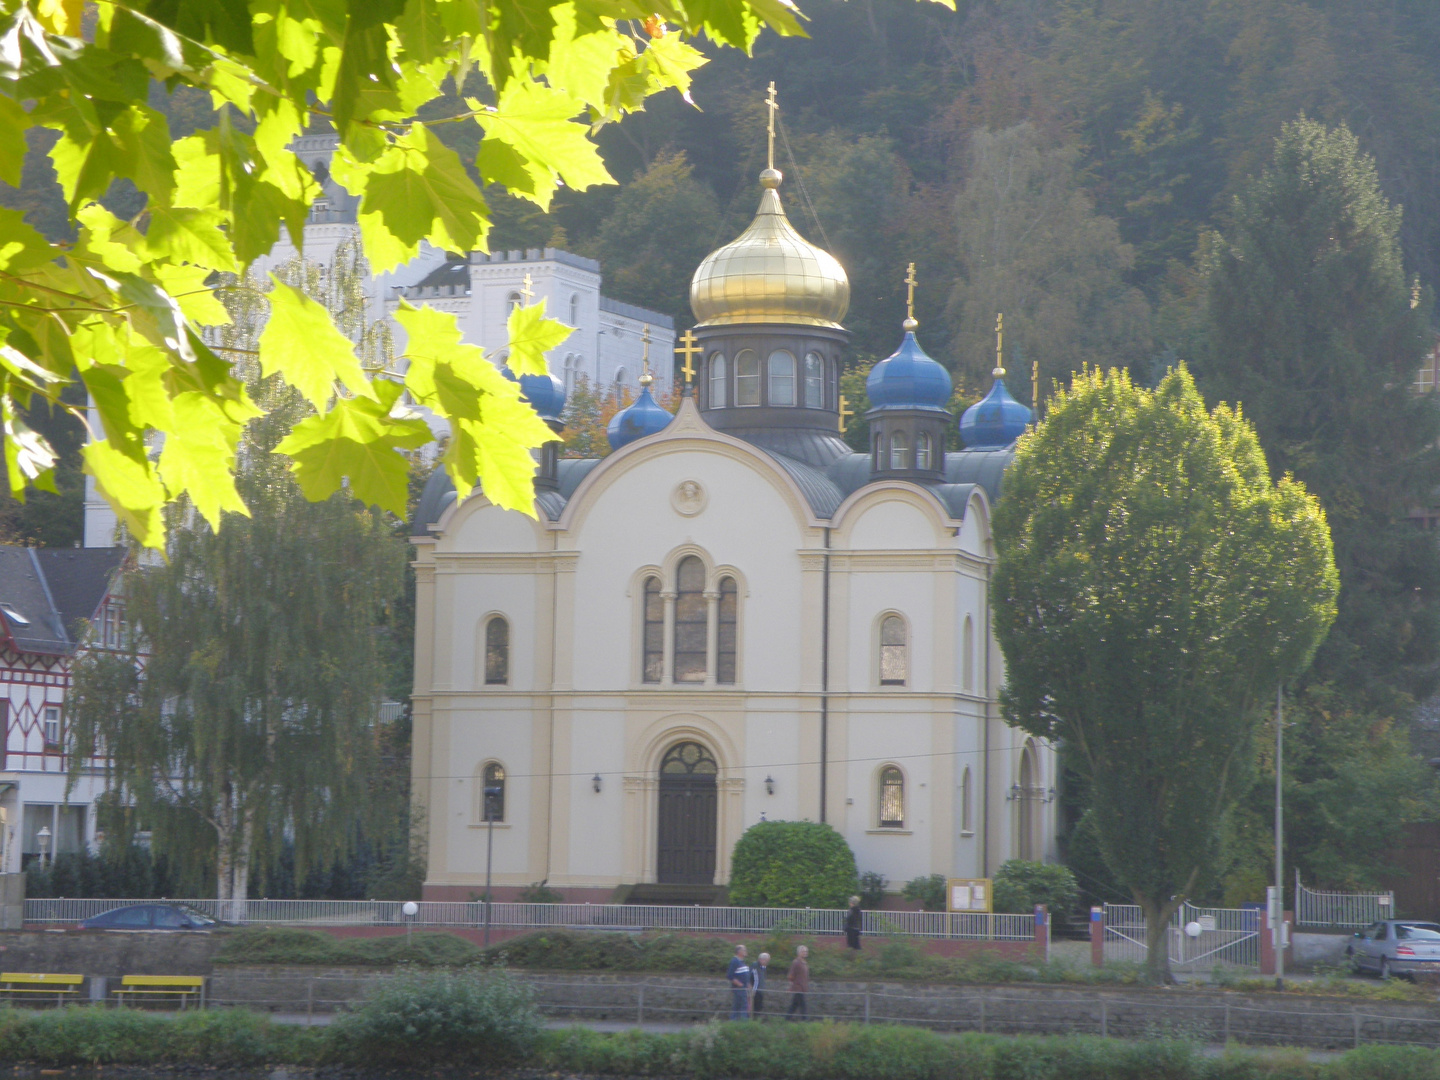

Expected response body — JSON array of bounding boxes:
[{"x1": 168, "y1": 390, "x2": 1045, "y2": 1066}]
[
  {"x1": 786, "y1": 944, "x2": 810, "y2": 1020},
  {"x1": 844, "y1": 895, "x2": 863, "y2": 950},
  {"x1": 726, "y1": 944, "x2": 753, "y2": 1020},
  {"x1": 752, "y1": 952, "x2": 770, "y2": 1017}
]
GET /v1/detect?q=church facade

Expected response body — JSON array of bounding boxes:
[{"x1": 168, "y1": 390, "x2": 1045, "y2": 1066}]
[{"x1": 410, "y1": 164, "x2": 1058, "y2": 903}]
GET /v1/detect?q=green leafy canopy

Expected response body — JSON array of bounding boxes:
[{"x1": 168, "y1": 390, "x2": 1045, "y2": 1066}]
[{"x1": 0, "y1": 0, "x2": 973, "y2": 545}]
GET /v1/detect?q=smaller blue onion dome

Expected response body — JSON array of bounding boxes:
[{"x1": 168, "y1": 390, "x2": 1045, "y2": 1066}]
[
  {"x1": 606, "y1": 383, "x2": 673, "y2": 449},
  {"x1": 866, "y1": 330, "x2": 953, "y2": 412},
  {"x1": 519, "y1": 371, "x2": 566, "y2": 422},
  {"x1": 960, "y1": 377, "x2": 1032, "y2": 449}
]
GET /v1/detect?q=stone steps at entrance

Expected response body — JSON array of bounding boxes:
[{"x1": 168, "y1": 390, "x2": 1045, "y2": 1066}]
[{"x1": 619, "y1": 883, "x2": 728, "y2": 907}]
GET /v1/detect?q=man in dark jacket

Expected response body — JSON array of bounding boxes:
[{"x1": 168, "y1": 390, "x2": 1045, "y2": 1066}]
[
  {"x1": 751, "y1": 952, "x2": 770, "y2": 1016},
  {"x1": 844, "y1": 895, "x2": 863, "y2": 950},
  {"x1": 726, "y1": 944, "x2": 753, "y2": 1020}
]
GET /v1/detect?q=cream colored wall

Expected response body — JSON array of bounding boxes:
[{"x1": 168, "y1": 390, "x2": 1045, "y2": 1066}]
[{"x1": 411, "y1": 406, "x2": 1060, "y2": 895}]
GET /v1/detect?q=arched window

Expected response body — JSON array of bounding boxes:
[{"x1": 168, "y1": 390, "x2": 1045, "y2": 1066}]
[
  {"x1": 709, "y1": 353, "x2": 727, "y2": 408},
  {"x1": 569, "y1": 293, "x2": 580, "y2": 325},
  {"x1": 880, "y1": 615, "x2": 907, "y2": 686},
  {"x1": 915, "y1": 430, "x2": 932, "y2": 470},
  {"x1": 481, "y1": 762, "x2": 506, "y2": 822},
  {"x1": 872, "y1": 433, "x2": 883, "y2": 471},
  {"x1": 614, "y1": 367, "x2": 628, "y2": 395},
  {"x1": 804, "y1": 352, "x2": 824, "y2": 408},
  {"x1": 507, "y1": 291, "x2": 522, "y2": 313},
  {"x1": 642, "y1": 576, "x2": 663, "y2": 683},
  {"x1": 768, "y1": 349, "x2": 796, "y2": 406},
  {"x1": 889, "y1": 432, "x2": 910, "y2": 471},
  {"x1": 878, "y1": 766, "x2": 904, "y2": 828},
  {"x1": 673, "y1": 556, "x2": 707, "y2": 682},
  {"x1": 962, "y1": 615, "x2": 975, "y2": 692},
  {"x1": 717, "y1": 576, "x2": 738, "y2": 684},
  {"x1": 485, "y1": 616, "x2": 509, "y2": 685},
  {"x1": 961, "y1": 767, "x2": 973, "y2": 834},
  {"x1": 735, "y1": 350, "x2": 760, "y2": 406}
]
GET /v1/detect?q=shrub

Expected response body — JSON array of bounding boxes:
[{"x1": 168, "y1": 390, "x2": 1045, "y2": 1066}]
[
  {"x1": 519, "y1": 879, "x2": 565, "y2": 903},
  {"x1": 993, "y1": 861, "x2": 1080, "y2": 916},
  {"x1": 902, "y1": 874, "x2": 947, "y2": 912},
  {"x1": 216, "y1": 925, "x2": 485, "y2": 967},
  {"x1": 859, "y1": 870, "x2": 888, "y2": 909},
  {"x1": 728, "y1": 821, "x2": 858, "y2": 908},
  {"x1": 328, "y1": 967, "x2": 540, "y2": 1066}
]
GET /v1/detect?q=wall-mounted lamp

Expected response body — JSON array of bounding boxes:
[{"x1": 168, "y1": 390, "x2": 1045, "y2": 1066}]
[
  {"x1": 1044, "y1": 787, "x2": 1056, "y2": 804},
  {"x1": 764, "y1": 775, "x2": 775, "y2": 796},
  {"x1": 592, "y1": 774, "x2": 603, "y2": 794},
  {"x1": 1006, "y1": 783, "x2": 1023, "y2": 802}
]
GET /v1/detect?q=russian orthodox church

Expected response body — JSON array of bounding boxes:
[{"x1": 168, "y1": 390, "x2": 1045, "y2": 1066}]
[{"x1": 410, "y1": 151, "x2": 1060, "y2": 902}]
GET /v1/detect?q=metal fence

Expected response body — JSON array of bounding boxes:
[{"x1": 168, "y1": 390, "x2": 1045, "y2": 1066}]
[
  {"x1": 1103, "y1": 902, "x2": 1262, "y2": 970},
  {"x1": 23, "y1": 898, "x2": 1036, "y2": 941},
  {"x1": 1295, "y1": 880, "x2": 1394, "y2": 929}
]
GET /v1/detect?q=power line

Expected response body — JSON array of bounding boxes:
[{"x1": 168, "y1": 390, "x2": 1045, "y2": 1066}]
[{"x1": 777, "y1": 115, "x2": 835, "y2": 254}]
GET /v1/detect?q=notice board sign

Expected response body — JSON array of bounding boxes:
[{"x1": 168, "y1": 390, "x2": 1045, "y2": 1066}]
[{"x1": 947, "y1": 878, "x2": 993, "y2": 913}]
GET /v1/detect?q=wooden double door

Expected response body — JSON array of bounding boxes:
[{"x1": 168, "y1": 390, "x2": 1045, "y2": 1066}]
[{"x1": 656, "y1": 741, "x2": 718, "y2": 885}]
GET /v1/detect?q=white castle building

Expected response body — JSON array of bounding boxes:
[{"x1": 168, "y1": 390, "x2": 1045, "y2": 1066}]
[{"x1": 409, "y1": 162, "x2": 1058, "y2": 903}]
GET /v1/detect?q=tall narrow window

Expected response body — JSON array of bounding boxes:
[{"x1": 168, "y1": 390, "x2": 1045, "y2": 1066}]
[
  {"x1": 642, "y1": 576, "x2": 663, "y2": 683},
  {"x1": 827, "y1": 359, "x2": 838, "y2": 408},
  {"x1": 915, "y1": 431, "x2": 932, "y2": 470},
  {"x1": 873, "y1": 433, "x2": 883, "y2": 470},
  {"x1": 674, "y1": 556, "x2": 708, "y2": 682},
  {"x1": 708, "y1": 354, "x2": 727, "y2": 408},
  {"x1": 735, "y1": 350, "x2": 760, "y2": 406},
  {"x1": 961, "y1": 767, "x2": 973, "y2": 834},
  {"x1": 481, "y1": 762, "x2": 505, "y2": 822},
  {"x1": 768, "y1": 350, "x2": 796, "y2": 406},
  {"x1": 804, "y1": 352, "x2": 824, "y2": 408},
  {"x1": 880, "y1": 615, "x2": 907, "y2": 686},
  {"x1": 43, "y1": 706, "x2": 59, "y2": 748},
  {"x1": 569, "y1": 293, "x2": 580, "y2": 325},
  {"x1": 507, "y1": 291, "x2": 523, "y2": 313},
  {"x1": 484, "y1": 617, "x2": 509, "y2": 685},
  {"x1": 889, "y1": 432, "x2": 910, "y2": 470},
  {"x1": 879, "y1": 766, "x2": 904, "y2": 828},
  {"x1": 717, "y1": 576, "x2": 738, "y2": 684}
]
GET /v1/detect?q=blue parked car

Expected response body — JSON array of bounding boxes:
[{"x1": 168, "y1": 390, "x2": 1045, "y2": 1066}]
[{"x1": 78, "y1": 904, "x2": 218, "y2": 931}]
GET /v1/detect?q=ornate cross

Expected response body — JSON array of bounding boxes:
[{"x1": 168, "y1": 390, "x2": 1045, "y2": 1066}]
[
  {"x1": 994, "y1": 311, "x2": 1005, "y2": 377},
  {"x1": 1032, "y1": 359, "x2": 1040, "y2": 420},
  {"x1": 766, "y1": 82, "x2": 778, "y2": 171},
  {"x1": 838, "y1": 394, "x2": 853, "y2": 434},
  {"x1": 675, "y1": 328, "x2": 702, "y2": 390},
  {"x1": 521, "y1": 272, "x2": 535, "y2": 305},
  {"x1": 904, "y1": 262, "x2": 917, "y2": 323},
  {"x1": 639, "y1": 324, "x2": 653, "y2": 384}
]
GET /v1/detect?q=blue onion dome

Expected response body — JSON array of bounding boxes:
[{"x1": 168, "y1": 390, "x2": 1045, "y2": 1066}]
[
  {"x1": 960, "y1": 376, "x2": 1032, "y2": 449},
  {"x1": 866, "y1": 330, "x2": 953, "y2": 412},
  {"x1": 519, "y1": 371, "x2": 566, "y2": 422},
  {"x1": 606, "y1": 381, "x2": 673, "y2": 450}
]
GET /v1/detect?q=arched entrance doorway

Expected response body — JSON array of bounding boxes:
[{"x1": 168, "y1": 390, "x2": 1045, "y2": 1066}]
[
  {"x1": 1017, "y1": 743, "x2": 1037, "y2": 861},
  {"x1": 657, "y1": 741, "x2": 718, "y2": 884}
]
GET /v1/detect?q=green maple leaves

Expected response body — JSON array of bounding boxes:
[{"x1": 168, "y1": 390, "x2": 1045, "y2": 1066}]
[{"x1": 0, "y1": 0, "x2": 815, "y2": 547}]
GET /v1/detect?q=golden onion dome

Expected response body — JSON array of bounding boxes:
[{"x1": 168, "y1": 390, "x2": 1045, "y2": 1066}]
[{"x1": 689, "y1": 169, "x2": 850, "y2": 329}]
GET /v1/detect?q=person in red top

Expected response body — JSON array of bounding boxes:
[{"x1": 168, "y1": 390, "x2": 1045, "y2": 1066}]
[{"x1": 786, "y1": 944, "x2": 810, "y2": 1019}]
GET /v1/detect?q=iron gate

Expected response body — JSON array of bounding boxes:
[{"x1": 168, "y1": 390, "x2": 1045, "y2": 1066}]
[{"x1": 1104, "y1": 901, "x2": 1261, "y2": 970}]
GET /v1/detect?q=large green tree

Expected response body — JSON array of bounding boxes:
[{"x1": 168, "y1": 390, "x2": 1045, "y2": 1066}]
[
  {"x1": 0, "y1": 0, "x2": 908, "y2": 547},
  {"x1": 993, "y1": 366, "x2": 1336, "y2": 981},
  {"x1": 68, "y1": 253, "x2": 407, "y2": 910},
  {"x1": 1198, "y1": 118, "x2": 1440, "y2": 703}
]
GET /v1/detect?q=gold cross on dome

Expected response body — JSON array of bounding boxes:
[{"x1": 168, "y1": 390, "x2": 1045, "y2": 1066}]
[
  {"x1": 521, "y1": 272, "x2": 534, "y2": 305},
  {"x1": 994, "y1": 311, "x2": 1005, "y2": 377},
  {"x1": 675, "y1": 328, "x2": 702, "y2": 389},
  {"x1": 838, "y1": 394, "x2": 854, "y2": 434},
  {"x1": 904, "y1": 262, "x2": 917, "y2": 323},
  {"x1": 766, "y1": 81, "x2": 778, "y2": 172},
  {"x1": 639, "y1": 324, "x2": 653, "y2": 385}
]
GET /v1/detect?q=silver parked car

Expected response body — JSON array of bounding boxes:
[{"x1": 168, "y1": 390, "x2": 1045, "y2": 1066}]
[{"x1": 1347, "y1": 920, "x2": 1440, "y2": 978}]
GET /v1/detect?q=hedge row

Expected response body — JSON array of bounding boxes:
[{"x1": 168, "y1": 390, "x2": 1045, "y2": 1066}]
[{"x1": 0, "y1": 1001, "x2": 1438, "y2": 1079}]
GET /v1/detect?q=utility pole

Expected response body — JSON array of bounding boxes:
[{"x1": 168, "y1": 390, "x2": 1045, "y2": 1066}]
[
  {"x1": 484, "y1": 785, "x2": 500, "y2": 947},
  {"x1": 1274, "y1": 681, "x2": 1285, "y2": 990}
]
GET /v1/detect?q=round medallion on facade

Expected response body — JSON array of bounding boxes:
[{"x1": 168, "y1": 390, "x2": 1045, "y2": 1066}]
[{"x1": 670, "y1": 480, "x2": 707, "y2": 517}]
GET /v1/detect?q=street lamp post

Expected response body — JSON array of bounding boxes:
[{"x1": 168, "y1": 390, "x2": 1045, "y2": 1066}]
[
  {"x1": 402, "y1": 900, "x2": 418, "y2": 946},
  {"x1": 36, "y1": 826, "x2": 50, "y2": 869},
  {"x1": 483, "y1": 785, "x2": 502, "y2": 948},
  {"x1": 1274, "y1": 681, "x2": 1285, "y2": 990}
]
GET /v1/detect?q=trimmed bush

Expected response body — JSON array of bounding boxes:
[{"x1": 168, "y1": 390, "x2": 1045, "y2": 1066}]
[
  {"x1": 329, "y1": 967, "x2": 540, "y2": 1066},
  {"x1": 216, "y1": 925, "x2": 484, "y2": 966},
  {"x1": 902, "y1": 874, "x2": 947, "y2": 912},
  {"x1": 993, "y1": 860, "x2": 1080, "y2": 916},
  {"x1": 729, "y1": 820, "x2": 858, "y2": 908}
]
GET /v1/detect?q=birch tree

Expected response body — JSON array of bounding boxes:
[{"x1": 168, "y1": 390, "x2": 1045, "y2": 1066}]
[{"x1": 68, "y1": 247, "x2": 404, "y2": 912}]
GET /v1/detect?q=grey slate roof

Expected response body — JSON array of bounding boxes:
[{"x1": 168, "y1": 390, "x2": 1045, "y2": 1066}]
[
  {"x1": 0, "y1": 545, "x2": 123, "y2": 655},
  {"x1": 409, "y1": 439, "x2": 1018, "y2": 534}
]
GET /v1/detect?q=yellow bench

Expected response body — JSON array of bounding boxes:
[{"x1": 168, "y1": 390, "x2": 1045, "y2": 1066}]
[
  {"x1": 114, "y1": 975, "x2": 205, "y2": 1010},
  {"x1": 0, "y1": 972, "x2": 84, "y2": 1006}
]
